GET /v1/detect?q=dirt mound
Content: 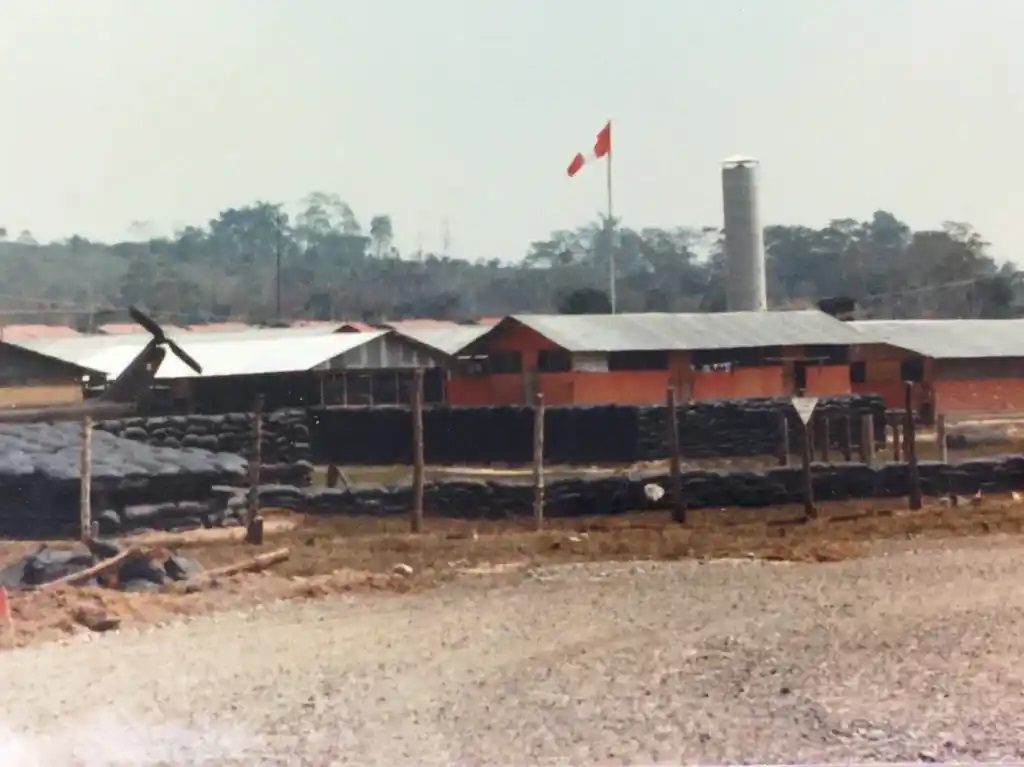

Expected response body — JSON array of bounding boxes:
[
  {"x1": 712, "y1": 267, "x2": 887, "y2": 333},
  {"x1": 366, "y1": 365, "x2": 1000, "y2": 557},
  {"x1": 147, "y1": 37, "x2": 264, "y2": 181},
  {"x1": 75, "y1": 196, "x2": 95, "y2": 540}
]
[{"x1": 1, "y1": 568, "x2": 404, "y2": 650}]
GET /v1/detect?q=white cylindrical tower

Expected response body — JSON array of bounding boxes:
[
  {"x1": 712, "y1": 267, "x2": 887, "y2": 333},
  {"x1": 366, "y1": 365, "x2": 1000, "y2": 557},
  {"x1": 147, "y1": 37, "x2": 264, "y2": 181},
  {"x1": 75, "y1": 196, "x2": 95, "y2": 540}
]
[{"x1": 721, "y1": 156, "x2": 767, "y2": 312}]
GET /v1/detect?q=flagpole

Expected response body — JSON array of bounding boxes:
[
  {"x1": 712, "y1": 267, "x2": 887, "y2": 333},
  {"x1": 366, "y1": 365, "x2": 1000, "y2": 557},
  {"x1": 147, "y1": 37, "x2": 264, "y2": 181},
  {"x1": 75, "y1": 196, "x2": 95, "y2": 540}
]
[{"x1": 606, "y1": 119, "x2": 616, "y2": 314}]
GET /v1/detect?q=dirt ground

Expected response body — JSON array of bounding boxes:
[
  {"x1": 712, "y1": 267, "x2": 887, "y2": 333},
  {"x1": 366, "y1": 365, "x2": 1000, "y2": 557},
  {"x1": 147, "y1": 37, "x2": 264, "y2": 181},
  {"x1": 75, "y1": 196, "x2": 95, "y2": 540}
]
[
  {"x1": 5, "y1": 534, "x2": 1024, "y2": 763},
  {"x1": 4, "y1": 492, "x2": 1024, "y2": 651}
]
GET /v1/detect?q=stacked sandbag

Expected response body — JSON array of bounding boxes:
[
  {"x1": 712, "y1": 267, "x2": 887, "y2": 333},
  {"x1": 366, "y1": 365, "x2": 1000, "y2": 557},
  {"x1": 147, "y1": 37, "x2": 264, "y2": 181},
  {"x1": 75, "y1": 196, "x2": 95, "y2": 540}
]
[
  {"x1": 309, "y1": 395, "x2": 887, "y2": 466},
  {"x1": 0, "y1": 540, "x2": 204, "y2": 593},
  {"x1": 425, "y1": 407, "x2": 533, "y2": 465},
  {"x1": 545, "y1": 406, "x2": 643, "y2": 464},
  {"x1": 300, "y1": 453, "x2": 1024, "y2": 518},
  {"x1": 310, "y1": 407, "x2": 412, "y2": 465},
  {"x1": 97, "y1": 408, "x2": 313, "y2": 485},
  {"x1": 638, "y1": 394, "x2": 888, "y2": 461},
  {"x1": 0, "y1": 422, "x2": 248, "y2": 538},
  {"x1": 310, "y1": 406, "x2": 535, "y2": 466}
]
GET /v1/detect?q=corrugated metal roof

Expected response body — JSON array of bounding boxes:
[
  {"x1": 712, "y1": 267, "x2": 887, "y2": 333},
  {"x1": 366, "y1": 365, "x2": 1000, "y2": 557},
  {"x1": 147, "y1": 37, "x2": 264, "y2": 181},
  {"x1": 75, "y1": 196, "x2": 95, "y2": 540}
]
[
  {"x1": 186, "y1": 322, "x2": 253, "y2": 333},
  {"x1": 507, "y1": 311, "x2": 865, "y2": 352},
  {"x1": 99, "y1": 322, "x2": 190, "y2": 335},
  {"x1": 337, "y1": 321, "x2": 376, "y2": 332},
  {"x1": 390, "y1": 324, "x2": 491, "y2": 355},
  {"x1": 10, "y1": 330, "x2": 387, "y2": 378},
  {"x1": 382, "y1": 318, "x2": 459, "y2": 329},
  {"x1": 851, "y1": 319, "x2": 1024, "y2": 359},
  {"x1": 15, "y1": 334, "x2": 135, "y2": 369},
  {"x1": 0, "y1": 325, "x2": 81, "y2": 340},
  {"x1": 289, "y1": 320, "x2": 341, "y2": 329}
]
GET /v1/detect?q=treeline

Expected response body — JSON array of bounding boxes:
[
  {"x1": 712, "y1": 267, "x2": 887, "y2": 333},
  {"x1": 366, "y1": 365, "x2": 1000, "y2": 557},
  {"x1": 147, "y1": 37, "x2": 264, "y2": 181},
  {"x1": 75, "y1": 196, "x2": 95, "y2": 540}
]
[{"x1": 0, "y1": 194, "x2": 1017, "y2": 326}]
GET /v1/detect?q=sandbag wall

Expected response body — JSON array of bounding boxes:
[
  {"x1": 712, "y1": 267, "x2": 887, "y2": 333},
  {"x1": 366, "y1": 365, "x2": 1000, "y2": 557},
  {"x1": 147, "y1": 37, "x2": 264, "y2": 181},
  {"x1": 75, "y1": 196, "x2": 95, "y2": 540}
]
[
  {"x1": 636, "y1": 394, "x2": 888, "y2": 461},
  {"x1": 303, "y1": 455, "x2": 1024, "y2": 519},
  {"x1": 0, "y1": 422, "x2": 250, "y2": 538},
  {"x1": 97, "y1": 409, "x2": 313, "y2": 486},
  {"x1": 310, "y1": 395, "x2": 887, "y2": 466}
]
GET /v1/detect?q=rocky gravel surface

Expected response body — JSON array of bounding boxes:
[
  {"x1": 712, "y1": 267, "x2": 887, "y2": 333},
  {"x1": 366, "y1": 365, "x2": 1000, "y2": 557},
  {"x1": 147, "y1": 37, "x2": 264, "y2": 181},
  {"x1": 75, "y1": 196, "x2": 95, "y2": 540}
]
[{"x1": 4, "y1": 539, "x2": 1024, "y2": 765}]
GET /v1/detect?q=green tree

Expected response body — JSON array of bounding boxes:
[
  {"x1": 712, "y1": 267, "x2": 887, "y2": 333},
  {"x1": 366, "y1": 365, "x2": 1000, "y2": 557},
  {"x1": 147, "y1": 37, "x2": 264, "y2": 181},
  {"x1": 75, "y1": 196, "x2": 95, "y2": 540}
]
[
  {"x1": 558, "y1": 287, "x2": 612, "y2": 314},
  {"x1": 369, "y1": 215, "x2": 394, "y2": 258}
]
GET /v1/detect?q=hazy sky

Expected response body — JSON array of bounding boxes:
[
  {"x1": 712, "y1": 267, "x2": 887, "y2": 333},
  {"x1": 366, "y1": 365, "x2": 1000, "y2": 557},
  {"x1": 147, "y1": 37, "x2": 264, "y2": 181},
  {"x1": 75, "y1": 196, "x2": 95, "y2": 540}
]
[{"x1": 0, "y1": 1, "x2": 1021, "y2": 263}]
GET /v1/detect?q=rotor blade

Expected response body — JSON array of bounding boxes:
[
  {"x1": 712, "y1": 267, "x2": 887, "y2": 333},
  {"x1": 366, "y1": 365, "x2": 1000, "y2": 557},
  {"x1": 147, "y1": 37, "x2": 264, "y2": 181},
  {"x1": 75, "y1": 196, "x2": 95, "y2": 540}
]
[
  {"x1": 166, "y1": 338, "x2": 203, "y2": 374},
  {"x1": 128, "y1": 305, "x2": 166, "y2": 340}
]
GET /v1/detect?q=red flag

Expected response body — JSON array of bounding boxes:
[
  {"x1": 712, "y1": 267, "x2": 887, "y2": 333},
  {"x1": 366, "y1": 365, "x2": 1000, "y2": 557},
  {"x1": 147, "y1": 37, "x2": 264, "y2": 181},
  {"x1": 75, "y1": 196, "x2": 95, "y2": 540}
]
[{"x1": 567, "y1": 121, "x2": 612, "y2": 177}]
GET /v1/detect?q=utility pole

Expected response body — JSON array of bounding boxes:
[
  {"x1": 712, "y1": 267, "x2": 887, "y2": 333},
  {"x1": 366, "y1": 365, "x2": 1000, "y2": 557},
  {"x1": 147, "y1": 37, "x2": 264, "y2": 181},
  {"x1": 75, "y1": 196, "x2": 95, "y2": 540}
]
[{"x1": 274, "y1": 215, "x2": 283, "y2": 320}]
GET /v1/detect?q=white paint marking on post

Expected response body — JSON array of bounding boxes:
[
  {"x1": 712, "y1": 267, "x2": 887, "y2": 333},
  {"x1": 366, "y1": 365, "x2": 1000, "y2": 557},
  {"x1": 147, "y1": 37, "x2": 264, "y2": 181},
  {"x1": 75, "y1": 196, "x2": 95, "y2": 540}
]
[{"x1": 791, "y1": 396, "x2": 820, "y2": 425}]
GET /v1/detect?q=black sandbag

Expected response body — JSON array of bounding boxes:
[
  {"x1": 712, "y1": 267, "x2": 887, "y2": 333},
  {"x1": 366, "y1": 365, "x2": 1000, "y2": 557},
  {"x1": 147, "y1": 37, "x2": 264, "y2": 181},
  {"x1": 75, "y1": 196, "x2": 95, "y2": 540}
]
[
  {"x1": 95, "y1": 509, "x2": 122, "y2": 535},
  {"x1": 22, "y1": 547, "x2": 96, "y2": 586},
  {"x1": 164, "y1": 553, "x2": 202, "y2": 581},
  {"x1": 122, "y1": 504, "x2": 161, "y2": 524},
  {"x1": 119, "y1": 555, "x2": 168, "y2": 585}
]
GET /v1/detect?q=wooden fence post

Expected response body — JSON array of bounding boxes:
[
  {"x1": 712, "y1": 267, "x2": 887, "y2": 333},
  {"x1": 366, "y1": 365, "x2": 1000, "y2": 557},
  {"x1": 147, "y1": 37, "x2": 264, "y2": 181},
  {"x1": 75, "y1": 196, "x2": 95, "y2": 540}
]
[
  {"x1": 80, "y1": 416, "x2": 92, "y2": 542},
  {"x1": 841, "y1": 414, "x2": 853, "y2": 462},
  {"x1": 936, "y1": 413, "x2": 949, "y2": 463},
  {"x1": 891, "y1": 415, "x2": 901, "y2": 463},
  {"x1": 904, "y1": 382, "x2": 922, "y2": 511},
  {"x1": 801, "y1": 418, "x2": 817, "y2": 521},
  {"x1": 667, "y1": 387, "x2": 685, "y2": 523},
  {"x1": 777, "y1": 410, "x2": 790, "y2": 467},
  {"x1": 532, "y1": 392, "x2": 544, "y2": 530},
  {"x1": 859, "y1": 413, "x2": 875, "y2": 468},
  {"x1": 818, "y1": 414, "x2": 831, "y2": 463},
  {"x1": 411, "y1": 368, "x2": 425, "y2": 533},
  {"x1": 245, "y1": 395, "x2": 264, "y2": 545}
]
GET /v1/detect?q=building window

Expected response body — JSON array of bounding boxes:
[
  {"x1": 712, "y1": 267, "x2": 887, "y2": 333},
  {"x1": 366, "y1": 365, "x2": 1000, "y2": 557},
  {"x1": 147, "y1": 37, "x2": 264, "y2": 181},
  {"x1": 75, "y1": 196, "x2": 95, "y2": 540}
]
[
  {"x1": 486, "y1": 351, "x2": 522, "y2": 374},
  {"x1": 538, "y1": 349, "x2": 571, "y2": 372},
  {"x1": 692, "y1": 346, "x2": 781, "y2": 368},
  {"x1": 794, "y1": 363, "x2": 808, "y2": 390},
  {"x1": 608, "y1": 351, "x2": 669, "y2": 370},
  {"x1": 900, "y1": 358, "x2": 924, "y2": 382},
  {"x1": 805, "y1": 345, "x2": 850, "y2": 364},
  {"x1": 849, "y1": 361, "x2": 866, "y2": 384}
]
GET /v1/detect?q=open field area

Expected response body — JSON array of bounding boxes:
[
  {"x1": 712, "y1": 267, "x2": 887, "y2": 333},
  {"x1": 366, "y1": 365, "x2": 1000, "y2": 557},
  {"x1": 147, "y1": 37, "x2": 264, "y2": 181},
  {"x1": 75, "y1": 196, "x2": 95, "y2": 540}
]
[
  {"x1": 3, "y1": 525, "x2": 1024, "y2": 763},
  {"x1": 3, "y1": 496, "x2": 1024, "y2": 762},
  {"x1": 5, "y1": 493, "x2": 1024, "y2": 650}
]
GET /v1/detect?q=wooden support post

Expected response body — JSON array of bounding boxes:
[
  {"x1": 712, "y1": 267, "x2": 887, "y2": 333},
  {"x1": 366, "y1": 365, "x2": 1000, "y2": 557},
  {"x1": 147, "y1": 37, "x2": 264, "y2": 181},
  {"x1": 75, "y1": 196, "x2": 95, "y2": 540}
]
[
  {"x1": 891, "y1": 416, "x2": 901, "y2": 463},
  {"x1": 818, "y1": 414, "x2": 831, "y2": 463},
  {"x1": 936, "y1": 413, "x2": 948, "y2": 463},
  {"x1": 841, "y1": 414, "x2": 853, "y2": 462},
  {"x1": 245, "y1": 395, "x2": 264, "y2": 545},
  {"x1": 801, "y1": 419, "x2": 817, "y2": 521},
  {"x1": 532, "y1": 391, "x2": 545, "y2": 530},
  {"x1": 859, "y1": 413, "x2": 875, "y2": 467},
  {"x1": 777, "y1": 410, "x2": 790, "y2": 467},
  {"x1": 79, "y1": 416, "x2": 93, "y2": 543},
  {"x1": 411, "y1": 368, "x2": 425, "y2": 533},
  {"x1": 904, "y1": 382, "x2": 922, "y2": 510},
  {"x1": 667, "y1": 387, "x2": 686, "y2": 523}
]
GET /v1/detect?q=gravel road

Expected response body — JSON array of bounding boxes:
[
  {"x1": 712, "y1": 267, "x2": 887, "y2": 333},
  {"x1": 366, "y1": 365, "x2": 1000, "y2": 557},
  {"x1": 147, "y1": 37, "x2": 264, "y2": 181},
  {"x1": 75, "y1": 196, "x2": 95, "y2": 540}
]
[{"x1": 3, "y1": 538, "x2": 1024, "y2": 765}]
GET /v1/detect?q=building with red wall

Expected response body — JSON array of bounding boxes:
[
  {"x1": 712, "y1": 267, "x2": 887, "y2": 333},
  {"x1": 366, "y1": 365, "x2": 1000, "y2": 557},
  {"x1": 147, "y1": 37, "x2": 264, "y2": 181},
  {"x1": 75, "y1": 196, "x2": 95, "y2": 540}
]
[
  {"x1": 449, "y1": 310, "x2": 886, "y2": 406},
  {"x1": 851, "y1": 319, "x2": 1024, "y2": 418}
]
